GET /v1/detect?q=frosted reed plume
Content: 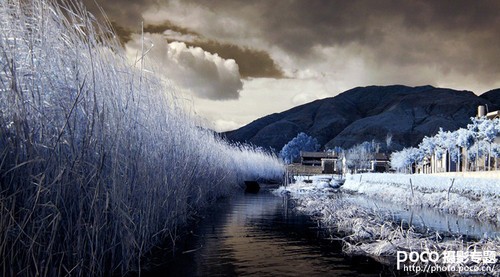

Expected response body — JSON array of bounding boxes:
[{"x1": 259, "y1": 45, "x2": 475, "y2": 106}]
[{"x1": 0, "y1": 0, "x2": 283, "y2": 275}]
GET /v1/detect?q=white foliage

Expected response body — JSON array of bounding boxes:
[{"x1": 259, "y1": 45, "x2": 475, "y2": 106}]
[{"x1": 394, "y1": 116, "x2": 500, "y2": 171}]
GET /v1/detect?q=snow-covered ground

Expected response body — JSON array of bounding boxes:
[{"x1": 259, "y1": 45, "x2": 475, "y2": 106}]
[{"x1": 274, "y1": 174, "x2": 500, "y2": 275}]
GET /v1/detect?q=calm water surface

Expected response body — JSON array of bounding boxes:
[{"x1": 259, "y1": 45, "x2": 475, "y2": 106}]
[{"x1": 151, "y1": 189, "x2": 389, "y2": 276}]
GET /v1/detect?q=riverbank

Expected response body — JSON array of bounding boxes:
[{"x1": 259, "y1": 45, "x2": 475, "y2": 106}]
[
  {"x1": 274, "y1": 174, "x2": 500, "y2": 275},
  {"x1": 343, "y1": 173, "x2": 500, "y2": 223}
]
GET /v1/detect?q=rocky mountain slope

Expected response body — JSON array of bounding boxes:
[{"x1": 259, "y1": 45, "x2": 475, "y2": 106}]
[{"x1": 224, "y1": 85, "x2": 499, "y2": 151}]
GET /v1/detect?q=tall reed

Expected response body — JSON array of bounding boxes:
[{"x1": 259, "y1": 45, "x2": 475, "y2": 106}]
[{"x1": 0, "y1": 0, "x2": 283, "y2": 275}]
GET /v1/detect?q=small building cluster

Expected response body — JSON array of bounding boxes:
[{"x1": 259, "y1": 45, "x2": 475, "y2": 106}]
[
  {"x1": 296, "y1": 106, "x2": 500, "y2": 175},
  {"x1": 299, "y1": 151, "x2": 390, "y2": 174}
]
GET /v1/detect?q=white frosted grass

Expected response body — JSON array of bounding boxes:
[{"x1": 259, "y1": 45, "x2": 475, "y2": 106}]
[
  {"x1": 343, "y1": 173, "x2": 500, "y2": 223},
  {"x1": 0, "y1": 0, "x2": 283, "y2": 276},
  {"x1": 275, "y1": 179, "x2": 499, "y2": 273}
]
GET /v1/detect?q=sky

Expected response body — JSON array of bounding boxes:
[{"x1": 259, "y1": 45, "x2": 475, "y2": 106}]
[{"x1": 82, "y1": 0, "x2": 500, "y2": 132}]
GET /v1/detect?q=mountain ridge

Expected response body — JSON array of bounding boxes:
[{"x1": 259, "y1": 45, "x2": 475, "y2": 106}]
[{"x1": 224, "y1": 85, "x2": 499, "y2": 152}]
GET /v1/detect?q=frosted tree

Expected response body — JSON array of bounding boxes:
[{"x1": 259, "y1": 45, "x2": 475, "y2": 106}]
[
  {"x1": 345, "y1": 141, "x2": 377, "y2": 173},
  {"x1": 390, "y1": 147, "x2": 423, "y2": 173},
  {"x1": 455, "y1": 128, "x2": 475, "y2": 171},
  {"x1": 467, "y1": 117, "x2": 483, "y2": 170},
  {"x1": 419, "y1": 136, "x2": 437, "y2": 170},
  {"x1": 430, "y1": 128, "x2": 458, "y2": 172},
  {"x1": 329, "y1": 146, "x2": 344, "y2": 154},
  {"x1": 443, "y1": 130, "x2": 459, "y2": 172},
  {"x1": 408, "y1": 147, "x2": 424, "y2": 173},
  {"x1": 477, "y1": 118, "x2": 499, "y2": 170},
  {"x1": 385, "y1": 133, "x2": 393, "y2": 150},
  {"x1": 279, "y1": 132, "x2": 320, "y2": 164},
  {"x1": 468, "y1": 140, "x2": 489, "y2": 170},
  {"x1": 393, "y1": 117, "x2": 500, "y2": 173},
  {"x1": 492, "y1": 144, "x2": 500, "y2": 170},
  {"x1": 390, "y1": 150, "x2": 409, "y2": 173}
]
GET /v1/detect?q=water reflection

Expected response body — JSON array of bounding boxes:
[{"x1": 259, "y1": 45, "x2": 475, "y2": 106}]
[{"x1": 152, "y1": 190, "x2": 386, "y2": 276}]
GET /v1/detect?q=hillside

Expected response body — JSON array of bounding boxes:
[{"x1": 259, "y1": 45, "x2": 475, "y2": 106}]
[
  {"x1": 480, "y1": 88, "x2": 500, "y2": 107},
  {"x1": 224, "y1": 85, "x2": 499, "y2": 151}
]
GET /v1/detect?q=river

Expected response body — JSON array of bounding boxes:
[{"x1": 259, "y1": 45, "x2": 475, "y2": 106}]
[
  {"x1": 143, "y1": 185, "x2": 499, "y2": 276},
  {"x1": 146, "y1": 188, "x2": 391, "y2": 276}
]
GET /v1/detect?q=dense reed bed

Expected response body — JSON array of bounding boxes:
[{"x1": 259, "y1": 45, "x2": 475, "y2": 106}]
[{"x1": 0, "y1": 0, "x2": 283, "y2": 275}]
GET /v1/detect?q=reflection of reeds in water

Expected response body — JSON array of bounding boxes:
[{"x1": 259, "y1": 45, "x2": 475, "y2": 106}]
[{"x1": 0, "y1": 0, "x2": 283, "y2": 275}]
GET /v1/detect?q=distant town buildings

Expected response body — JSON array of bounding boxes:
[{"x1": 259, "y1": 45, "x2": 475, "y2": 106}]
[{"x1": 296, "y1": 106, "x2": 500, "y2": 175}]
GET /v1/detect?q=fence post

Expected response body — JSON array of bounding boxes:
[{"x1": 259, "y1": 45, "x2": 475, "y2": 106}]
[
  {"x1": 409, "y1": 178, "x2": 414, "y2": 199},
  {"x1": 447, "y1": 178, "x2": 455, "y2": 201}
]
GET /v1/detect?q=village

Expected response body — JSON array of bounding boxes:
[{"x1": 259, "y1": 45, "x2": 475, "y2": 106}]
[{"x1": 288, "y1": 105, "x2": 500, "y2": 179}]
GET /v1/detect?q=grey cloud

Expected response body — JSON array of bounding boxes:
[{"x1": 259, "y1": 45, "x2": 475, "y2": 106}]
[
  {"x1": 82, "y1": 1, "x2": 284, "y2": 79},
  {"x1": 81, "y1": 0, "x2": 158, "y2": 29},
  {"x1": 126, "y1": 35, "x2": 243, "y2": 100},
  {"x1": 83, "y1": 0, "x2": 500, "y2": 89},
  {"x1": 188, "y1": 0, "x2": 500, "y2": 85},
  {"x1": 141, "y1": 21, "x2": 284, "y2": 79}
]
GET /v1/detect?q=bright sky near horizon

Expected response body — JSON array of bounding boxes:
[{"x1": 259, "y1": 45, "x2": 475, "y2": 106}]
[{"x1": 83, "y1": 0, "x2": 500, "y2": 132}]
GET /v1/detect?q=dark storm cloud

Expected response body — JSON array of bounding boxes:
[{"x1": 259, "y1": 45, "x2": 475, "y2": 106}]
[
  {"x1": 192, "y1": 0, "x2": 499, "y2": 52},
  {"x1": 82, "y1": 0, "x2": 500, "y2": 86},
  {"x1": 81, "y1": 0, "x2": 158, "y2": 31},
  {"x1": 81, "y1": 0, "x2": 283, "y2": 78},
  {"x1": 190, "y1": 0, "x2": 500, "y2": 84},
  {"x1": 189, "y1": 40, "x2": 283, "y2": 79},
  {"x1": 141, "y1": 21, "x2": 283, "y2": 78},
  {"x1": 143, "y1": 21, "x2": 198, "y2": 37}
]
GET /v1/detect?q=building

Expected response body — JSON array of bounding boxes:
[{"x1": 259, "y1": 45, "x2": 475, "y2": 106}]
[
  {"x1": 299, "y1": 151, "x2": 341, "y2": 174},
  {"x1": 370, "y1": 153, "x2": 390, "y2": 172},
  {"x1": 478, "y1": 105, "x2": 500, "y2": 120},
  {"x1": 431, "y1": 152, "x2": 449, "y2": 173},
  {"x1": 300, "y1": 151, "x2": 336, "y2": 166},
  {"x1": 300, "y1": 151, "x2": 390, "y2": 174}
]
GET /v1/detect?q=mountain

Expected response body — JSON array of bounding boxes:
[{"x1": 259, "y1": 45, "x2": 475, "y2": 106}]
[
  {"x1": 224, "y1": 85, "x2": 499, "y2": 152},
  {"x1": 480, "y1": 88, "x2": 500, "y2": 107}
]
